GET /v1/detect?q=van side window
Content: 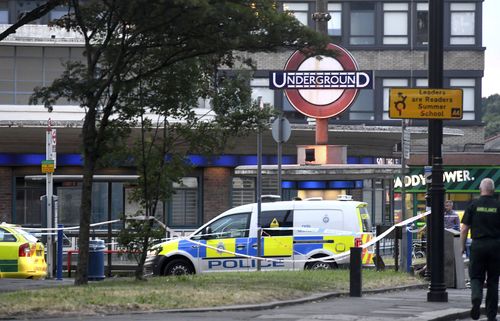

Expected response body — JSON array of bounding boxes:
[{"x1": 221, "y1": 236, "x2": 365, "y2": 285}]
[
  {"x1": 194, "y1": 212, "x2": 251, "y2": 240},
  {"x1": 259, "y1": 210, "x2": 293, "y2": 236}
]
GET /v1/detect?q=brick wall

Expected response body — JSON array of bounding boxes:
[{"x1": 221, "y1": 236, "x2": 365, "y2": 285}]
[
  {"x1": 443, "y1": 126, "x2": 485, "y2": 146},
  {"x1": 350, "y1": 188, "x2": 363, "y2": 202},
  {"x1": 0, "y1": 167, "x2": 12, "y2": 222},
  {"x1": 413, "y1": 126, "x2": 485, "y2": 152},
  {"x1": 238, "y1": 50, "x2": 484, "y2": 71},
  {"x1": 203, "y1": 167, "x2": 231, "y2": 223}
]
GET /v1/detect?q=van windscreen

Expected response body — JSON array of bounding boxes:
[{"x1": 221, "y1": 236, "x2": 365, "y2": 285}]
[{"x1": 358, "y1": 206, "x2": 372, "y2": 232}]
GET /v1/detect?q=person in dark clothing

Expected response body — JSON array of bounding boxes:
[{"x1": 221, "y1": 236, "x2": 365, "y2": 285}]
[{"x1": 461, "y1": 178, "x2": 500, "y2": 321}]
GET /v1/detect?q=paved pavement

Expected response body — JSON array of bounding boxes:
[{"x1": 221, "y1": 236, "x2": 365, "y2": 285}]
[
  {"x1": 1, "y1": 278, "x2": 498, "y2": 321},
  {"x1": 0, "y1": 277, "x2": 74, "y2": 292}
]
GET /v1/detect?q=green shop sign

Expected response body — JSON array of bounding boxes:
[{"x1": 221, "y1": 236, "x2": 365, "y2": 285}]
[{"x1": 394, "y1": 166, "x2": 500, "y2": 192}]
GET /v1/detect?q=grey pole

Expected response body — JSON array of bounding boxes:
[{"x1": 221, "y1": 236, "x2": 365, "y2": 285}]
[
  {"x1": 277, "y1": 114, "x2": 283, "y2": 198},
  {"x1": 256, "y1": 97, "x2": 263, "y2": 271},
  {"x1": 313, "y1": 0, "x2": 330, "y2": 35},
  {"x1": 400, "y1": 120, "x2": 408, "y2": 271}
]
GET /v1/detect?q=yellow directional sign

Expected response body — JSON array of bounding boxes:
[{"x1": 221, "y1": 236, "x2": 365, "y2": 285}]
[
  {"x1": 389, "y1": 88, "x2": 463, "y2": 120},
  {"x1": 41, "y1": 160, "x2": 55, "y2": 173}
]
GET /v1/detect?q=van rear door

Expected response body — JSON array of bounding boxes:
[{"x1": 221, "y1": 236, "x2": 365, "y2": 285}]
[
  {"x1": 356, "y1": 204, "x2": 375, "y2": 265},
  {"x1": 357, "y1": 204, "x2": 372, "y2": 232}
]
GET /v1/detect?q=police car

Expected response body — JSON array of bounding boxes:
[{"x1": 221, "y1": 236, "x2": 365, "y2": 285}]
[
  {"x1": 145, "y1": 197, "x2": 374, "y2": 276},
  {"x1": 0, "y1": 223, "x2": 47, "y2": 279}
]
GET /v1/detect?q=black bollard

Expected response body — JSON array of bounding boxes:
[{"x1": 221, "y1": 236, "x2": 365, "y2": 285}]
[{"x1": 350, "y1": 246, "x2": 362, "y2": 297}]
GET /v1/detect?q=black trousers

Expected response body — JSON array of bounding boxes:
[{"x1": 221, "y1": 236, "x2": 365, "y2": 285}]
[{"x1": 469, "y1": 238, "x2": 500, "y2": 320}]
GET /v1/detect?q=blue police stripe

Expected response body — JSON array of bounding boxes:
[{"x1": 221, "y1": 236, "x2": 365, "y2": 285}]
[
  {"x1": 293, "y1": 236, "x2": 324, "y2": 254},
  {"x1": 178, "y1": 239, "x2": 201, "y2": 257}
]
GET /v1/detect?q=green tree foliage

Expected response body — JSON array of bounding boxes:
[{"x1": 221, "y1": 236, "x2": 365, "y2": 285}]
[
  {"x1": 29, "y1": 0, "x2": 329, "y2": 285},
  {"x1": 482, "y1": 94, "x2": 500, "y2": 138},
  {"x1": 118, "y1": 61, "x2": 274, "y2": 280}
]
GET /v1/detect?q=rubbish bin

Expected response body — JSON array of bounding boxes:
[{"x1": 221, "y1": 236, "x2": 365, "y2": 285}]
[
  {"x1": 88, "y1": 239, "x2": 105, "y2": 281},
  {"x1": 444, "y1": 229, "x2": 466, "y2": 289}
]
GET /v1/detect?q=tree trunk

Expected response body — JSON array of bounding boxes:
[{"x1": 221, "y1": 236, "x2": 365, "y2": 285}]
[
  {"x1": 75, "y1": 108, "x2": 98, "y2": 286},
  {"x1": 135, "y1": 231, "x2": 150, "y2": 281},
  {"x1": 74, "y1": 157, "x2": 95, "y2": 285}
]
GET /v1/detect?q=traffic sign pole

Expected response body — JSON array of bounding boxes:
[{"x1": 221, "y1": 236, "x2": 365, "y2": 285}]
[
  {"x1": 272, "y1": 115, "x2": 291, "y2": 198},
  {"x1": 46, "y1": 125, "x2": 53, "y2": 279},
  {"x1": 256, "y1": 97, "x2": 263, "y2": 272},
  {"x1": 44, "y1": 120, "x2": 57, "y2": 279},
  {"x1": 427, "y1": 0, "x2": 448, "y2": 303},
  {"x1": 277, "y1": 114, "x2": 283, "y2": 198}
]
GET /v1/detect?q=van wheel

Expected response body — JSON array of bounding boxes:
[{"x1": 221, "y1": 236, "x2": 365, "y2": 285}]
[
  {"x1": 163, "y1": 259, "x2": 194, "y2": 276},
  {"x1": 306, "y1": 260, "x2": 337, "y2": 270}
]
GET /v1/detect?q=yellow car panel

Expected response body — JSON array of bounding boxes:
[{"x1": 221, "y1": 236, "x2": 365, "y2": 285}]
[
  {"x1": 323, "y1": 235, "x2": 353, "y2": 254},
  {"x1": 206, "y1": 239, "x2": 236, "y2": 258},
  {"x1": 0, "y1": 224, "x2": 47, "y2": 279},
  {"x1": 263, "y1": 236, "x2": 293, "y2": 257}
]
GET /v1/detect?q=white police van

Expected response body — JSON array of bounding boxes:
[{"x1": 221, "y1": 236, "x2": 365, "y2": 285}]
[{"x1": 144, "y1": 197, "x2": 374, "y2": 275}]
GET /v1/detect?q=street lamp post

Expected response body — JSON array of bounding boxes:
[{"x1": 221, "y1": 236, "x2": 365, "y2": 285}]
[{"x1": 427, "y1": 0, "x2": 448, "y2": 302}]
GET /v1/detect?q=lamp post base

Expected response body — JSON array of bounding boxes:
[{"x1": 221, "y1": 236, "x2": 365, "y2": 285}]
[{"x1": 427, "y1": 289, "x2": 448, "y2": 302}]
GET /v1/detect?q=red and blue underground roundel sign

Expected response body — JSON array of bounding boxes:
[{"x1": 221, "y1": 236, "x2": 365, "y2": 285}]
[{"x1": 269, "y1": 43, "x2": 373, "y2": 119}]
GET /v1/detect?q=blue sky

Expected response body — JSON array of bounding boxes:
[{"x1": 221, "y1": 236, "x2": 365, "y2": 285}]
[{"x1": 482, "y1": 0, "x2": 499, "y2": 97}]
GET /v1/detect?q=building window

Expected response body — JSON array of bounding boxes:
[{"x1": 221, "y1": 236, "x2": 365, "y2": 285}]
[
  {"x1": 383, "y1": 3, "x2": 408, "y2": 45},
  {"x1": 450, "y1": 78, "x2": 475, "y2": 120},
  {"x1": 49, "y1": 5, "x2": 70, "y2": 21},
  {"x1": 0, "y1": 0, "x2": 7, "y2": 24},
  {"x1": 263, "y1": 176, "x2": 279, "y2": 197},
  {"x1": 169, "y1": 177, "x2": 199, "y2": 228},
  {"x1": 58, "y1": 182, "x2": 124, "y2": 230},
  {"x1": 416, "y1": 3, "x2": 428, "y2": 45},
  {"x1": 196, "y1": 97, "x2": 211, "y2": 109},
  {"x1": 16, "y1": 1, "x2": 45, "y2": 24},
  {"x1": 383, "y1": 79, "x2": 408, "y2": 120},
  {"x1": 57, "y1": 186, "x2": 78, "y2": 226},
  {"x1": 15, "y1": 179, "x2": 44, "y2": 226},
  {"x1": 232, "y1": 177, "x2": 255, "y2": 207},
  {"x1": 328, "y1": 3, "x2": 342, "y2": 40},
  {"x1": 415, "y1": 78, "x2": 428, "y2": 88},
  {"x1": 0, "y1": 46, "x2": 80, "y2": 105},
  {"x1": 251, "y1": 78, "x2": 274, "y2": 107},
  {"x1": 450, "y1": 3, "x2": 475, "y2": 45},
  {"x1": 0, "y1": 11, "x2": 8, "y2": 24},
  {"x1": 350, "y1": 2, "x2": 375, "y2": 45},
  {"x1": 283, "y1": 3, "x2": 309, "y2": 26},
  {"x1": 349, "y1": 90, "x2": 374, "y2": 120}
]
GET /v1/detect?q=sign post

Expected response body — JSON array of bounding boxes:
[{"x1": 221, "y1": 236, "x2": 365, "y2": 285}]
[
  {"x1": 271, "y1": 116, "x2": 291, "y2": 198},
  {"x1": 44, "y1": 120, "x2": 57, "y2": 278},
  {"x1": 400, "y1": 120, "x2": 410, "y2": 271},
  {"x1": 427, "y1": 0, "x2": 448, "y2": 303},
  {"x1": 256, "y1": 97, "x2": 263, "y2": 271}
]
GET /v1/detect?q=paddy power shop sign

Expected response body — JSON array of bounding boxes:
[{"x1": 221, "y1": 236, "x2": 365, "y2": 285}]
[{"x1": 394, "y1": 166, "x2": 500, "y2": 192}]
